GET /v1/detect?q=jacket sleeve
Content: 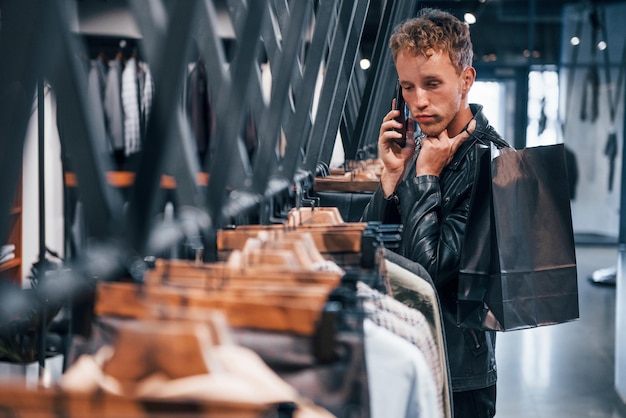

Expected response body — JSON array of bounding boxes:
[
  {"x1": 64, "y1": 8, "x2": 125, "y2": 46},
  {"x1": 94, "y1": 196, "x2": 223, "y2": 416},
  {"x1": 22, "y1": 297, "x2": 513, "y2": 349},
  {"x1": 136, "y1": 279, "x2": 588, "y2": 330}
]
[
  {"x1": 395, "y1": 173, "x2": 473, "y2": 289},
  {"x1": 361, "y1": 184, "x2": 402, "y2": 224}
]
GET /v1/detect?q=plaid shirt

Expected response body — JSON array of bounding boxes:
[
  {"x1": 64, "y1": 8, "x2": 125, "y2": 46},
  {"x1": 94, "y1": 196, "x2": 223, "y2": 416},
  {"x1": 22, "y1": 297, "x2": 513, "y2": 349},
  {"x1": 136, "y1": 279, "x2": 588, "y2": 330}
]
[{"x1": 357, "y1": 281, "x2": 444, "y2": 417}]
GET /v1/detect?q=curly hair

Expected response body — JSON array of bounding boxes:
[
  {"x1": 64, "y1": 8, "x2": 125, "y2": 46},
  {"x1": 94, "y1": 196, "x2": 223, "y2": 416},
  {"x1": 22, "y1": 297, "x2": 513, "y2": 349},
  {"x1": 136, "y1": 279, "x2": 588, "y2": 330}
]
[{"x1": 389, "y1": 8, "x2": 473, "y2": 75}]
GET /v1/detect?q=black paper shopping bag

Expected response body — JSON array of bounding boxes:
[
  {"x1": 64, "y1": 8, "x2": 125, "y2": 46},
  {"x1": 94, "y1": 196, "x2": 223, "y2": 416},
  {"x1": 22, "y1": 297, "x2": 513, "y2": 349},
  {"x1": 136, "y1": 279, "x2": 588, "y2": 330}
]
[{"x1": 457, "y1": 143, "x2": 579, "y2": 331}]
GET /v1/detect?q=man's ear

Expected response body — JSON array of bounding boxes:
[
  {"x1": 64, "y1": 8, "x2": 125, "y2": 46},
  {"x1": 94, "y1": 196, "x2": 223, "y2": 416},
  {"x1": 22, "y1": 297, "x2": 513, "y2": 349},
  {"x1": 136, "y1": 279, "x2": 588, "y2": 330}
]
[{"x1": 461, "y1": 67, "x2": 476, "y2": 93}]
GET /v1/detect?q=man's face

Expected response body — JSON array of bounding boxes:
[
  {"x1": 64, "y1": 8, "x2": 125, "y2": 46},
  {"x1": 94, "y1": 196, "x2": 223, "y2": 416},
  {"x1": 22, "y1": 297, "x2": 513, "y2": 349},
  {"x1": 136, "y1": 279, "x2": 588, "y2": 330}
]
[{"x1": 396, "y1": 48, "x2": 470, "y2": 137}]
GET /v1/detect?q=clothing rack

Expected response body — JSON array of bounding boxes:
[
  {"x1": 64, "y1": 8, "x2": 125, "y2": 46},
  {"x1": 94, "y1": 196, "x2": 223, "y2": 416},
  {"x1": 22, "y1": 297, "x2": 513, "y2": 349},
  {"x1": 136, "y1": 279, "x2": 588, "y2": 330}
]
[
  {"x1": 0, "y1": 0, "x2": 419, "y2": 255},
  {"x1": 0, "y1": 0, "x2": 451, "y2": 416}
]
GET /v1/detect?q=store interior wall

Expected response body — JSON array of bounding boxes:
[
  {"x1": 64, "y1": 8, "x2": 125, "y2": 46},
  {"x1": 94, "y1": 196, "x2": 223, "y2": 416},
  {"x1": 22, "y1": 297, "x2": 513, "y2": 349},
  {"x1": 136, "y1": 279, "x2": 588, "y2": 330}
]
[
  {"x1": 561, "y1": 2, "x2": 625, "y2": 240},
  {"x1": 615, "y1": 248, "x2": 626, "y2": 405},
  {"x1": 562, "y1": 1, "x2": 626, "y2": 403}
]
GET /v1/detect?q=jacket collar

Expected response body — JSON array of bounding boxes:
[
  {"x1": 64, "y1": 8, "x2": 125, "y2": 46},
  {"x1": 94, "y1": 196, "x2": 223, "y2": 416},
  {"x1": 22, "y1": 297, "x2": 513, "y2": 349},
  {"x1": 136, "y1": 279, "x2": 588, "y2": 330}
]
[{"x1": 447, "y1": 103, "x2": 488, "y2": 170}]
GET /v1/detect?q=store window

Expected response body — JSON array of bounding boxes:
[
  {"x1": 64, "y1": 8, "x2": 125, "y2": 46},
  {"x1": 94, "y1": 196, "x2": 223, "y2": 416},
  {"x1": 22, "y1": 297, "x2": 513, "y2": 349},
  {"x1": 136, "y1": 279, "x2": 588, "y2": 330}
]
[
  {"x1": 470, "y1": 70, "x2": 561, "y2": 148},
  {"x1": 526, "y1": 70, "x2": 560, "y2": 147},
  {"x1": 469, "y1": 79, "x2": 517, "y2": 146},
  {"x1": 469, "y1": 80, "x2": 505, "y2": 135}
]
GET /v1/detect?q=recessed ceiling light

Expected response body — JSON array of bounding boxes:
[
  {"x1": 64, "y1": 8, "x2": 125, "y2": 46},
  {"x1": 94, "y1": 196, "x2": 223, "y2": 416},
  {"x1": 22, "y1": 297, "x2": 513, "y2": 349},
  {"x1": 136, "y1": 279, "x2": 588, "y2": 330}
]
[{"x1": 464, "y1": 12, "x2": 477, "y2": 24}]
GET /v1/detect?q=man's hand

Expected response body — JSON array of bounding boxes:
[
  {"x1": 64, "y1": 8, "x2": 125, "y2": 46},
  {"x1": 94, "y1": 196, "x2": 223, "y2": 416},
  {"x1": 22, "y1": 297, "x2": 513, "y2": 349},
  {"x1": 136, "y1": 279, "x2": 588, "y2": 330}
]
[
  {"x1": 415, "y1": 119, "x2": 476, "y2": 177},
  {"x1": 378, "y1": 99, "x2": 416, "y2": 197}
]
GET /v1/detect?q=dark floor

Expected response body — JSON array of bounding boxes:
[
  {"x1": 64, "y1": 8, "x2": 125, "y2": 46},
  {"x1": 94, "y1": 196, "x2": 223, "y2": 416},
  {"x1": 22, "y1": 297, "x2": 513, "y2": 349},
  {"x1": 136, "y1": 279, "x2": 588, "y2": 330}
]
[{"x1": 495, "y1": 244, "x2": 626, "y2": 418}]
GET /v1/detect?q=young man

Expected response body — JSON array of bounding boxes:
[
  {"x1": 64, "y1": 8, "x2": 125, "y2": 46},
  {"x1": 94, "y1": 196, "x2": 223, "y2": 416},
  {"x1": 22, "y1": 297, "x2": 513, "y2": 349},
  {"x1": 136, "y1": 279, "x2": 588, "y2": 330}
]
[{"x1": 362, "y1": 8, "x2": 510, "y2": 418}]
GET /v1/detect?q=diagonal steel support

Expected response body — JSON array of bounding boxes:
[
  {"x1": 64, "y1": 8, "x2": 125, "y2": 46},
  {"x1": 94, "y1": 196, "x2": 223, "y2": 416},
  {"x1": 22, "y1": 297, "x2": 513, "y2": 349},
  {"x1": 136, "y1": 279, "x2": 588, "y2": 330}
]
[
  {"x1": 275, "y1": 0, "x2": 337, "y2": 184},
  {"x1": 205, "y1": 0, "x2": 270, "y2": 227},
  {"x1": 125, "y1": 0, "x2": 204, "y2": 255},
  {"x1": 46, "y1": 1, "x2": 126, "y2": 242},
  {"x1": 249, "y1": 0, "x2": 313, "y2": 194},
  {"x1": 0, "y1": 0, "x2": 128, "y2": 245},
  {"x1": 0, "y1": 1, "x2": 44, "y2": 246},
  {"x1": 350, "y1": 0, "x2": 416, "y2": 159},
  {"x1": 317, "y1": 0, "x2": 371, "y2": 166},
  {"x1": 302, "y1": 0, "x2": 370, "y2": 173}
]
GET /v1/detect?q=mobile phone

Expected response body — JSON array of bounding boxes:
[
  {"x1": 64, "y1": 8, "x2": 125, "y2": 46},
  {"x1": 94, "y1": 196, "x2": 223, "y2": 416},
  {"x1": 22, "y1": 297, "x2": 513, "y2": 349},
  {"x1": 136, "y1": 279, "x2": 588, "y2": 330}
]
[{"x1": 393, "y1": 80, "x2": 407, "y2": 147}]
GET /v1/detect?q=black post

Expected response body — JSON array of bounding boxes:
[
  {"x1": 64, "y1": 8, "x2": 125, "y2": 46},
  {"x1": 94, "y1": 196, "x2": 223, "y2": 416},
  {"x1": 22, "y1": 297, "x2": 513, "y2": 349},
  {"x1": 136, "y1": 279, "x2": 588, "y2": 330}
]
[
  {"x1": 619, "y1": 79, "x2": 626, "y2": 245},
  {"x1": 38, "y1": 82, "x2": 46, "y2": 263},
  {"x1": 617, "y1": 45, "x2": 626, "y2": 413},
  {"x1": 37, "y1": 78, "x2": 46, "y2": 376}
]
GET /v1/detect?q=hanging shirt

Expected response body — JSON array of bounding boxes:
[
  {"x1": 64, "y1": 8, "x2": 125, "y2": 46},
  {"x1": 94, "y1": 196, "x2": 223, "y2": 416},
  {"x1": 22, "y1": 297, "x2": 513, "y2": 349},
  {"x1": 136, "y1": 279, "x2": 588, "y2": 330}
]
[
  {"x1": 364, "y1": 319, "x2": 441, "y2": 418},
  {"x1": 358, "y1": 281, "x2": 444, "y2": 417},
  {"x1": 186, "y1": 60, "x2": 210, "y2": 158},
  {"x1": 383, "y1": 251, "x2": 453, "y2": 418},
  {"x1": 87, "y1": 60, "x2": 109, "y2": 155},
  {"x1": 121, "y1": 56, "x2": 141, "y2": 156},
  {"x1": 141, "y1": 62, "x2": 154, "y2": 135},
  {"x1": 104, "y1": 57, "x2": 125, "y2": 151}
]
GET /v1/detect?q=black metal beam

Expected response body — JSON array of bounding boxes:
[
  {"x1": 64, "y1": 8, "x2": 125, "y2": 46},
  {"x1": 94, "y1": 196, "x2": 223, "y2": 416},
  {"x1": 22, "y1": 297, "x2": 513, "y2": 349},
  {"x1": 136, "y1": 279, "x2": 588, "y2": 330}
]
[
  {"x1": 206, "y1": 0, "x2": 269, "y2": 227},
  {"x1": 318, "y1": 0, "x2": 371, "y2": 165},
  {"x1": 125, "y1": 0, "x2": 204, "y2": 255},
  {"x1": 302, "y1": 0, "x2": 370, "y2": 173},
  {"x1": 249, "y1": 0, "x2": 313, "y2": 193},
  {"x1": 278, "y1": 0, "x2": 337, "y2": 183},
  {"x1": 47, "y1": 1, "x2": 124, "y2": 241},
  {"x1": 351, "y1": 0, "x2": 415, "y2": 159},
  {"x1": 0, "y1": 1, "x2": 41, "y2": 245}
]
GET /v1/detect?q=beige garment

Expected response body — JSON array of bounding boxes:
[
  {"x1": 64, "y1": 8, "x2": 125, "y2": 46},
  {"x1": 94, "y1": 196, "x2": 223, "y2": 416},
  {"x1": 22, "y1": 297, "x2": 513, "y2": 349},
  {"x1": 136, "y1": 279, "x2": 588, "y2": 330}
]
[
  {"x1": 384, "y1": 259, "x2": 452, "y2": 418},
  {"x1": 358, "y1": 281, "x2": 444, "y2": 418},
  {"x1": 60, "y1": 320, "x2": 335, "y2": 418}
]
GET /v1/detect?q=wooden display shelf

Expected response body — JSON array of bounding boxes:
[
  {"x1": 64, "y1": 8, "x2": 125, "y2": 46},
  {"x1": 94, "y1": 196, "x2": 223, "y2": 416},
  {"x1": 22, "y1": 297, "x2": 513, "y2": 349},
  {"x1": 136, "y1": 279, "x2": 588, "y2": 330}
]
[
  {"x1": 313, "y1": 176, "x2": 379, "y2": 192},
  {"x1": 65, "y1": 171, "x2": 210, "y2": 189},
  {"x1": 0, "y1": 258, "x2": 21, "y2": 272},
  {"x1": 3, "y1": 175, "x2": 22, "y2": 287}
]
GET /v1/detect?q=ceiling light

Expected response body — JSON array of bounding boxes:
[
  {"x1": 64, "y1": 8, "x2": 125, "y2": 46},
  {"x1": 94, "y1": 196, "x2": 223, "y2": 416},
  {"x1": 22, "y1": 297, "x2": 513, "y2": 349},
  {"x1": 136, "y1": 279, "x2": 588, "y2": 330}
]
[
  {"x1": 597, "y1": 41, "x2": 607, "y2": 51},
  {"x1": 570, "y1": 36, "x2": 580, "y2": 46},
  {"x1": 360, "y1": 58, "x2": 371, "y2": 70},
  {"x1": 464, "y1": 12, "x2": 477, "y2": 24}
]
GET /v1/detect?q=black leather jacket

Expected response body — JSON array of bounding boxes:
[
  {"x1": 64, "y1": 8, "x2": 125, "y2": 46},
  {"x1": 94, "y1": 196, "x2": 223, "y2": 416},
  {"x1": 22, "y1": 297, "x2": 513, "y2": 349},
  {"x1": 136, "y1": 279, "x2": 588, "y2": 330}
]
[{"x1": 362, "y1": 104, "x2": 510, "y2": 391}]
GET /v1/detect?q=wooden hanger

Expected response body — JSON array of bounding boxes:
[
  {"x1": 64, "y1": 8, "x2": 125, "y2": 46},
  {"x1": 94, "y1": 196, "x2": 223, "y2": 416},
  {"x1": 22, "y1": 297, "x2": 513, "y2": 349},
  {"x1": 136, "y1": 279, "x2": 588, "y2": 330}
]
[
  {"x1": 315, "y1": 159, "x2": 383, "y2": 192},
  {"x1": 101, "y1": 320, "x2": 216, "y2": 383},
  {"x1": 0, "y1": 383, "x2": 281, "y2": 418},
  {"x1": 0, "y1": 316, "x2": 287, "y2": 417},
  {"x1": 37, "y1": 314, "x2": 333, "y2": 417},
  {"x1": 217, "y1": 218, "x2": 367, "y2": 254},
  {"x1": 95, "y1": 230, "x2": 348, "y2": 336},
  {"x1": 144, "y1": 258, "x2": 342, "y2": 288},
  {"x1": 94, "y1": 282, "x2": 331, "y2": 336},
  {"x1": 287, "y1": 206, "x2": 343, "y2": 226},
  {"x1": 233, "y1": 231, "x2": 328, "y2": 270}
]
